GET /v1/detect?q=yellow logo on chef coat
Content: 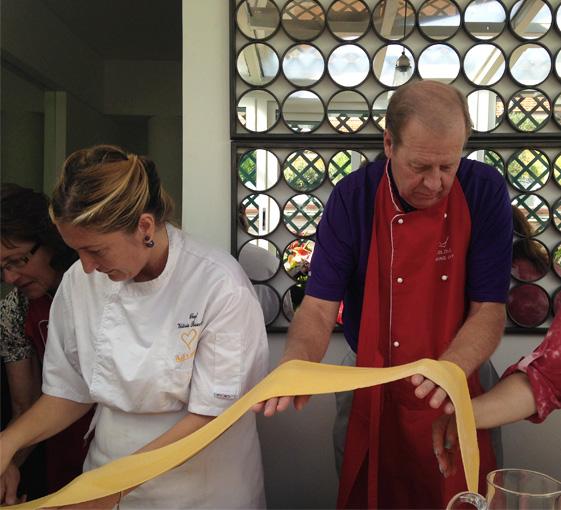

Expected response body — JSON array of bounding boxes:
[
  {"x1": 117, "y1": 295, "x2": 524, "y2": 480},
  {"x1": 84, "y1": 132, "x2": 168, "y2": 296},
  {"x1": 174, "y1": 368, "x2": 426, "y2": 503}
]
[{"x1": 176, "y1": 329, "x2": 198, "y2": 363}]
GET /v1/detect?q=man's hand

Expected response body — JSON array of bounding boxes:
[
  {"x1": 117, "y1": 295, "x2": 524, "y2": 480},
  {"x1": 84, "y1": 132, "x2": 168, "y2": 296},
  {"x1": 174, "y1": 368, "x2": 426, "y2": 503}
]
[
  {"x1": 0, "y1": 461, "x2": 24, "y2": 506},
  {"x1": 411, "y1": 374, "x2": 455, "y2": 414},
  {"x1": 432, "y1": 413, "x2": 459, "y2": 478},
  {"x1": 252, "y1": 395, "x2": 310, "y2": 417}
]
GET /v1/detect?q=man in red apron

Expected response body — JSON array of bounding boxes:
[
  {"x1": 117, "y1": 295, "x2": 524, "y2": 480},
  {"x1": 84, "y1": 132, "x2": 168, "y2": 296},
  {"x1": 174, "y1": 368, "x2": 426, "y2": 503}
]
[{"x1": 256, "y1": 81, "x2": 512, "y2": 508}]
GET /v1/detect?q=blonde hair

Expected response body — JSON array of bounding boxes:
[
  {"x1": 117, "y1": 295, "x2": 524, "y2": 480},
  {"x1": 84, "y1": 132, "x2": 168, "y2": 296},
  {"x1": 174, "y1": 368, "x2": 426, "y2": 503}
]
[
  {"x1": 386, "y1": 80, "x2": 472, "y2": 147},
  {"x1": 50, "y1": 145, "x2": 174, "y2": 233}
]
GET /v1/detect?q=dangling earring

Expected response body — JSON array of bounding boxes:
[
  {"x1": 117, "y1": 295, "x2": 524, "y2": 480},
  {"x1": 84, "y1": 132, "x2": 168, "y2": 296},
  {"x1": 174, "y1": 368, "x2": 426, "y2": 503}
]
[{"x1": 144, "y1": 235, "x2": 155, "y2": 248}]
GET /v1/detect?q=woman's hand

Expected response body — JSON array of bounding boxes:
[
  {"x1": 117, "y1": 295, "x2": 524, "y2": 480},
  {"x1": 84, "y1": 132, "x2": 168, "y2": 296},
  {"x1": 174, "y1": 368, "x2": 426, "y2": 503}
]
[
  {"x1": 432, "y1": 413, "x2": 459, "y2": 479},
  {"x1": 0, "y1": 461, "x2": 24, "y2": 506}
]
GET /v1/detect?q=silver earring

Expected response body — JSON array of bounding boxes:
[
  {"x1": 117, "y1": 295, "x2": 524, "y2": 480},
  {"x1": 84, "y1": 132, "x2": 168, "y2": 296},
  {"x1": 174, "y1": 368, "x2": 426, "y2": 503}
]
[{"x1": 144, "y1": 235, "x2": 155, "y2": 248}]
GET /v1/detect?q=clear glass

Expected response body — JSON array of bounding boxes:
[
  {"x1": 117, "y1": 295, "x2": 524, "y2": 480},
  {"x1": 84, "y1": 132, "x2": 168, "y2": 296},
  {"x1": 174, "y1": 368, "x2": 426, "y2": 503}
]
[
  {"x1": 447, "y1": 469, "x2": 561, "y2": 509},
  {"x1": 464, "y1": 0, "x2": 506, "y2": 40}
]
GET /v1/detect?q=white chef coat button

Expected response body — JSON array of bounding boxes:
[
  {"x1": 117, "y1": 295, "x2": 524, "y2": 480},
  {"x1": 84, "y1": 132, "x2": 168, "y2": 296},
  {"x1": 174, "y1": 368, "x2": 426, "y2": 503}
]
[
  {"x1": 396, "y1": 277, "x2": 404, "y2": 283},
  {"x1": 441, "y1": 275, "x2": 448, "y2": 281},
  {"x1": 397, "y1": 218, "x2": 404, "y2": 224},
  {"x1": 393, "y1": 341, "x2": 400, "y2": 348}
]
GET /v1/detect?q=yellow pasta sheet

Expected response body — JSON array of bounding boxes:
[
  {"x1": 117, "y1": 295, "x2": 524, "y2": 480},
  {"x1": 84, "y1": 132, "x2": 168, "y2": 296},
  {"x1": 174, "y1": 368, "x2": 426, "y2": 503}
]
[{"x1": 8, "y1": 359, "x2": 478, "y2": 509}]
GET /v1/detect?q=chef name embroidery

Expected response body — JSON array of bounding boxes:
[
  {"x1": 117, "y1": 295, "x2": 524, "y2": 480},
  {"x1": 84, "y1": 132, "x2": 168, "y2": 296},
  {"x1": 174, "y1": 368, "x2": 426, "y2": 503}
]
[
  {"x1": 176, "y1": 329, "x2": 199, "y2": 363},
  {"x1": 435, "y1": 236, "x2": 454, "y2": 263}
]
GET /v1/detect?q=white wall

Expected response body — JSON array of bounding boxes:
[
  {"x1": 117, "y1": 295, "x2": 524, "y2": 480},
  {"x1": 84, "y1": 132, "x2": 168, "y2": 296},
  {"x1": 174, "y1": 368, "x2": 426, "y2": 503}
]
[
  {"x1": 182, "y1": 2, "x2": 560, "y2": 507},
  {"x1": 182, "y1": 1, "x2": 231, "y2": 247}
]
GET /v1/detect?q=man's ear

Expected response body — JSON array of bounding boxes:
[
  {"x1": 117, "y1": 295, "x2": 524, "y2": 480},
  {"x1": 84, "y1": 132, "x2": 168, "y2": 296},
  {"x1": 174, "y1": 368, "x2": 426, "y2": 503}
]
[{"x1": 383, "y1": 129, "x2": 393, "y2": 159}]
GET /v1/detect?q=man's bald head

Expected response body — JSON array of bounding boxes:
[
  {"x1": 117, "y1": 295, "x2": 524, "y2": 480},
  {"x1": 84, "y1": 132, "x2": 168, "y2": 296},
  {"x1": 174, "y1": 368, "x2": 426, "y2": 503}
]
[{"x1": 385, "y1": 80, "x2": 472, "y2": 148}]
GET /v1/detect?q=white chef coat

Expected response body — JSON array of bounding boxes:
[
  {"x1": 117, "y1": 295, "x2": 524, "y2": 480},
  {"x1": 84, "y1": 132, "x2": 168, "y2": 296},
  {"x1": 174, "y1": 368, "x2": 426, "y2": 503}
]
[{"x1": 43, "y1": 224, "x2": 269, "y2": 509}]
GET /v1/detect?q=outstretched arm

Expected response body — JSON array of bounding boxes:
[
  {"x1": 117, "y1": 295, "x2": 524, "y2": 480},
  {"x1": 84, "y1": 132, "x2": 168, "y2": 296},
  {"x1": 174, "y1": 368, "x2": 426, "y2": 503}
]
[
  {"x1": 253, "y1": 295, "x2": 339, "y2": 416},
  {"x1": 432, "y1": 372, "x2": 537, "y2": 478},
  {"x1": 412, "y1": 301, "x2": 505, "y2": 413}
]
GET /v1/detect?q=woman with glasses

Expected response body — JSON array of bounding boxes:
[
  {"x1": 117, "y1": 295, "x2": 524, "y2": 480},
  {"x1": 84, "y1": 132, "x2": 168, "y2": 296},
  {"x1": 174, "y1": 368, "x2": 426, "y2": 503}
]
[
  {"x1": 0, "y1": 145, "x2": 268, "y2": 510},
  {"x1": 0, "y1": 184, "x2": 92, "y2": 504}
]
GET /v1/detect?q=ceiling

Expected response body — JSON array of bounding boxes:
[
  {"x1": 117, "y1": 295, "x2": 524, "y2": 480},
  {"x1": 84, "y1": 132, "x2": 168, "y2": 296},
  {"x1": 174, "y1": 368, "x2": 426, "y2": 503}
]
[{"x1": 41, "y1": 0, "x2": 181, "y2": 61}]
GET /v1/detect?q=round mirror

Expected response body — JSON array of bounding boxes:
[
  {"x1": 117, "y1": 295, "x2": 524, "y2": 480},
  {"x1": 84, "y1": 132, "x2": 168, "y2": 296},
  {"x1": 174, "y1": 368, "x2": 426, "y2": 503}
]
[
  {"x1": 238, "y1": 239, "x2": 281, "y2": 281},
  {"x1": 236, "y1": 0, "x2": 280, "y2": 40},
  {"x1": 237, "y1": 43, "x2": 279, "y2": 86},
  {"x1": 507, "y1": 149, "x2": 550, "y2": 192},
  {"x1": 466, "y1": 149, "x2": 505, "y2": 176},
  {"x1": 283, "y1": 238, "x2": 315, "y2": 281},
  {"x1": 239, "y1": 193, "x2": 281, "y2": 236},
  {"x1": 553, "y1": 152, "x2": 561, "y2": 188},
  {"x1": 372, "y1": 44, "x2": 415, "y2": 87},
  {"x1": 283, "y1": 194, "x2": 324, "y2": 237},
  {"x1": 463, "y1": 44, "x2": 505, "y2": 86},
  {"x1": 327, "y1": 90, "x2": 370, "y2": 133},
  {"x1": 418, "y1": 0, "x2": 461, "y2": 41},
  {"x1": 511, "y1": 193, "x2": 550, "y2": 237},
  {"x1": 418, "y1": 44, "x2": 460, "y2": 83},
  {"x1": 237, "y1": 90, "x2": 280, "y2": 133},
  {"x1": 253, "y1": 284, "x2": 281, "y2": 325},
  {"x1": 557, "y1": 4, "x2": 561, "y2": 32},
  {"x1": 464, "y1": 0, "x2": 507, "y2": 41},
  {"x1": 555, "y1": 48, "x2": 561, "y2": 79},
  {"x1": 553, "y1": 287, "x2": 561, "y2": 315},
  {"x1": 372, "y1": 0, "x2": 415, "y2": 41},
  {"x1": 467, "y1": 89, "x2": 505, "y2": 133},
  {"x1": 507, "y1": 88, "x2": 551, "y2": 132},
  {"x1": 509, "y1": 43, "x2": 551, "y2": 86},
  {"x1": 238, "y1": 149, "x2": 281, "y2": 191},
  {"x1": 509, "y1": 0, "x2": 552, "y2": 40},
  {"x1": 371, "y1": 90, "x2": 395, "y2": 131},
  {"x1": 327, "y1": 0, "x2": 370, "y2": 41},
  {"x1": 283, "y1": 150, "x2": 326, "y2": 192},
  {"x1": 282, "y1": 43, "x2": 325, "y2": 87},
  {"x1": 328, "y1": 150, "x2": 368, "y2": 185},
  {"x1": 512, "y1": 238, "x2": 550, "y2": 282},
  {"x1": 281, "y1": 0, "x2": 326, "y2": 41},
  {"x1": 282, "y1": 90, "x2": 325, "y2": 133},
  {"x1": 327, "y1": 44, "x2": 370, "y2": 87},
  {"x1": 553, "y1": 197, "x2": 561, "y2": 233},
  {"x1": 553, "y1": 242, "x2": 561, "y2": 279},
  {"x1": 282, "y1": 283, "x2": 306, "y2": 321},
  {"x1": 553, "y1": 92, "x2": 561, "y2": 128},
  {"x1": 507, "y1": 283, "x2": 550, "y2": 328}
]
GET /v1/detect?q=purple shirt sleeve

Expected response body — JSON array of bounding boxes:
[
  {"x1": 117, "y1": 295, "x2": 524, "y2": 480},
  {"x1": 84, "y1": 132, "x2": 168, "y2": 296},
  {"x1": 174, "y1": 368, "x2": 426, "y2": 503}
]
[{"x1": 458, "y1": 160, "x2": 513, "y2": 303}]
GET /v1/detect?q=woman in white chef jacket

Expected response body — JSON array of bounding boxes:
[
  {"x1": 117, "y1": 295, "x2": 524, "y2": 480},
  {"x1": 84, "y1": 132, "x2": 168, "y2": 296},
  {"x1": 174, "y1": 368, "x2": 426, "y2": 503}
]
[{"x1": 0, "y1": 145, "x2": 269, "y2": 509}]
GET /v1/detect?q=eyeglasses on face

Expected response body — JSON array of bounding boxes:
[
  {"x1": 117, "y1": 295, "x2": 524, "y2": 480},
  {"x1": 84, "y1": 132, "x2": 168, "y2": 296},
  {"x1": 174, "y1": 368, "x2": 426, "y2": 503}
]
[{"x1": 1, "y1": 242, "x2": 41, "y2": 274}]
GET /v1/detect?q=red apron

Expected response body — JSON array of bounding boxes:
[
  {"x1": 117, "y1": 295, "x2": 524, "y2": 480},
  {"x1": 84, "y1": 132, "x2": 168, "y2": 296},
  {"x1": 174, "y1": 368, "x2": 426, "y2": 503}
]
[
  {"x1": 338, "y1": 164, "x2": 496, "y2": 509},
  {"x1": 24, "y1": 296, "x2": 93, "y2": 493}
]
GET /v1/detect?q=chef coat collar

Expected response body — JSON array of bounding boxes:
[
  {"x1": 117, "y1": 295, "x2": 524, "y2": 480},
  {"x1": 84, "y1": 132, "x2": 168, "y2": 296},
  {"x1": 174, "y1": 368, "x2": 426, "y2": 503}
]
[
  {"x1": 388, "y1": 162, "x2": 416, "y2": 213},
  {"x1": 119, "y1": 223, "x2": 180, "y2": 297}
]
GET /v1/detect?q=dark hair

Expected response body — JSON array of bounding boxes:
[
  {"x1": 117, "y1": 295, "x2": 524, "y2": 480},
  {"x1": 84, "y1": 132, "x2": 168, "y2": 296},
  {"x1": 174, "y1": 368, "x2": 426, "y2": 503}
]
[
  {"x1": 50, "y1": 145, "x2": 175, "y2": 233},
  {"x1": 1, "y1": 184, "x2": 77, "y2": 273}
]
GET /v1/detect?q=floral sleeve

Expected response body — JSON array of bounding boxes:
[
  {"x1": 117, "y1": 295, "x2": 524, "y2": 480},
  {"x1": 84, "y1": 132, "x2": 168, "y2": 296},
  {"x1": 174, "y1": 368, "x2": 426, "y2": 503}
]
[
  {"x1": 502, "y1": 313, "x2": 561, "y2": 423},
  {"x1": 0, "y1": 288, "x2": 33, "y2": 363}
]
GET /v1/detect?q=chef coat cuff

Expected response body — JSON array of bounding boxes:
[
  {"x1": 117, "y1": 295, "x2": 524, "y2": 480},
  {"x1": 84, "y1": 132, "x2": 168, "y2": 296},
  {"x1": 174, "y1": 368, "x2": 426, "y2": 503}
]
[
  {"x1": 187, "y1": 402, "x2": 228, "y2": 418},
  {"x1": 42, "y1": 384, "x2": 95, "y2": 405}
]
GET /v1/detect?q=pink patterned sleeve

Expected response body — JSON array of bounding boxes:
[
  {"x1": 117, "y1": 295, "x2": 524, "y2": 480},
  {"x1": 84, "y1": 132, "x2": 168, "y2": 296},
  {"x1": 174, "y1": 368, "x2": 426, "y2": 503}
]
[{"x1": 502, "y1": 315, "x2": 561, "y2": 423}]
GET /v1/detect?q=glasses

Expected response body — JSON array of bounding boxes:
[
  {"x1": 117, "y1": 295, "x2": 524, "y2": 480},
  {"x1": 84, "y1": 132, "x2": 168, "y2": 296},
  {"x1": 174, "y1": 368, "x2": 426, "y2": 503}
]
[{"x1": 1, "y1": 242, "x2": 41, "y2": 274}]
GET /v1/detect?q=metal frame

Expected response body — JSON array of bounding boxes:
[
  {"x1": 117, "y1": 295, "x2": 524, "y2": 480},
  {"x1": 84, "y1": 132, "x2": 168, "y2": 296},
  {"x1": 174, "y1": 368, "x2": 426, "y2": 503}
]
[{"x1": 231, "y1": 0, "x2": 561, "y2": 333}]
